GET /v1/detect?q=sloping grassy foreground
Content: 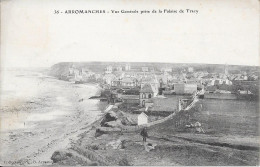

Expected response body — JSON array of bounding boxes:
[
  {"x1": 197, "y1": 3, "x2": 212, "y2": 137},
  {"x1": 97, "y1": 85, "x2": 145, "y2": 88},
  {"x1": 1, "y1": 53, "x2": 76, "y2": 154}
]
[{"x1": 51, "y1": 99, "x2": 259, "y2": 166}]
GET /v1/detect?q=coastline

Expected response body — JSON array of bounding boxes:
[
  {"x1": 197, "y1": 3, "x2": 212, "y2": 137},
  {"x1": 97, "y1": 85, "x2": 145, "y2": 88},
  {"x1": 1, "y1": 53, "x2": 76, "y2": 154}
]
[
  {"x1": 0, "y1": 73, "x2": 106, "y2": 166},
  {"x1": 1, "y1": 70, "x2": 259, "y2": 166}
]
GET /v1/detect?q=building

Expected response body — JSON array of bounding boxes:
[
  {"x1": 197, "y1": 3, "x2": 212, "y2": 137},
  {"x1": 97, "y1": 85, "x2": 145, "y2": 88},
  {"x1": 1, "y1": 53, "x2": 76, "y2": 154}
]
[
  {"x1": 81, "y1": 68, "x2": 94, "y2": 80},
  {"x1": 69, "y1": 67, "x2": 74, "y2": 76},
  {"x1": 157, "y1": 74, "x2": 170, "y2": 85},
  {"x1": 111, "y1": 78, "x2": 121, "y2": 87},
  {"x1": 204, "y1": 92, "x2": 237, "y2": 100},
  {"x1": 232, "y1": 80, "x2": 258, "y2": 95},
  {"x1": 139, "y1": 96, "x2": 179, "y2": 116},
  {"x1": 206, "y1": 79, "x2": 226, "y2": 86},
  {"x1": 214, "y1": 79, "x2": 225, "y2": 85},
  {"x1": 125, "y1": 64, "x2": 131, "y2": 71},
  {"x1": 224, "y1": 79, "x2": 232, "y2": 85},
  {"x1": 206, "y1": 85, "x2": 217, "y2": 93},
  {"x1": 142, "y1": 67, "x2": 149, "y2": 72},
  {"x1": 161, "y1": 67, "x2": 172, "y2": 73},
  {"x1": 150, "y1": 67, "x2": 155, "y2": 72},
  {"x1": 121, "y1": 95, "x2": 139, "y2": 104},
  {"x1": 116, "y1": 66, "x2": 123, "y2": 71},
  {"x1": 242, "y1": 75, "x2": 248, "y2": 80},
  {"x1": 108, "y1": 91, "x2": 119, "y2": 103},
  {"x1": 174, "y1": 83, "x2": 197, "y2": 95},
  {"x1": 140, "y1": 83, "x2": 158, "y2": 107},
  {"x1": 68, "y1": 65, "x2": 81, "y2": 77},
  {"x1": 140, "y1": 77, "x2": 159, "y2": 92},
  {"x1": 121, "y1": 94, "x2": 139, "y2": 109},
  {"x1": 138, "y1": 112, "x2": 148, "y2": 125},
  {"x1": 113, "y1": 71, "x2": 125, "y2": 79},
  {"x1": 144, "y1": 98, "x2": 154, "y2": 108},
  {"x1": 103, "y1": 74, "x2": 116, "y2": 85},
  {"x1": 105, "y1": 65, "x2": 113, "y2": 74},
  {"x1": 74, "y1": 70, "x2": 83, "y2": 83},
  {"x1": 224, "y1": 65, "x2": 229, "y2": 75},
  {"x1": 121, "y1": 77, "x2": 137, "y2": 88},
  {"x1": 188, "y1": 67, "x2": 194, "y2": 73}
]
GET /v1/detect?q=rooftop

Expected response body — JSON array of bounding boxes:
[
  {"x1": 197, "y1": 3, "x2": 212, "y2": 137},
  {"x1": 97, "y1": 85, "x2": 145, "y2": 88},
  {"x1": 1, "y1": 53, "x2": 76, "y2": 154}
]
[
  {"x1": 121, "y1": 77, "x2": 136, "y2": 83},
  {"x1": 121, "y1": 95, "x2": 139, "y2": 100},
  {"x1": 140, "y1": 83, "x2": 157, "y2": 93}
]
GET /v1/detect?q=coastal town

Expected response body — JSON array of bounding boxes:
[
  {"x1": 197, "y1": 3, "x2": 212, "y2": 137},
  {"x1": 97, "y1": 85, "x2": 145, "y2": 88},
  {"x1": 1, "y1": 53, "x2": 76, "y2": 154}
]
[
  {"x1": 0, "y1": 62, "x2": 259, "y2": 166},
  {"x1": 48, "y1": 62, "x2": 259, "y2": 166},
  {"x1": 1, "y1": 0, "x2": 259, "y2": 165},
  {"x1": 57, "y1": 62, "x2": 258, "y2": 105}
]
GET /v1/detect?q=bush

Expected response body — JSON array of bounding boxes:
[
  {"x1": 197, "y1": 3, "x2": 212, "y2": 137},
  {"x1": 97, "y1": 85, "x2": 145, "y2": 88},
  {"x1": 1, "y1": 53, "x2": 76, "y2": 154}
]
[
  {"x1": 119, "y1": 158, "x2": 131, "y2": 166},
  {"x1": 91, "y1": 145, "x2": 99, "y2": 150}
]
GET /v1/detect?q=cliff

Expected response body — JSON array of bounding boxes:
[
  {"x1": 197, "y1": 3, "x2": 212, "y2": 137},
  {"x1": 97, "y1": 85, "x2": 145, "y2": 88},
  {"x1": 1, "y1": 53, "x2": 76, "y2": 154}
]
[{"x1": 49, "y1": 62, "x2": 72, "y2": 77}]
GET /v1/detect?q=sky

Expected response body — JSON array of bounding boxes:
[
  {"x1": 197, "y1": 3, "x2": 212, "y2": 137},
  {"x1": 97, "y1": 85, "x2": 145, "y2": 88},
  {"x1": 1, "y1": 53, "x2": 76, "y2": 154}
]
[{"x1": 1, "y1": 0, "x2": 259, "y2": 68}]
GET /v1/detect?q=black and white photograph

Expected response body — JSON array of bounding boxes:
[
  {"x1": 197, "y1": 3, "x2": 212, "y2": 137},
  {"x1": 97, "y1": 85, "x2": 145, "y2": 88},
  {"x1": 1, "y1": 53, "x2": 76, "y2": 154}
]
[{"x1": 0, "y1": 0, "x2": 259, "y2": 166}]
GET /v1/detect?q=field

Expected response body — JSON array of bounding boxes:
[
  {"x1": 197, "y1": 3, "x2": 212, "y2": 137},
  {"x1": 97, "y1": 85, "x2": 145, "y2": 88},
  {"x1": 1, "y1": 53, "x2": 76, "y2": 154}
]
[{"x1": 147, "y1": 98, "x2": 259, "y2": 165}]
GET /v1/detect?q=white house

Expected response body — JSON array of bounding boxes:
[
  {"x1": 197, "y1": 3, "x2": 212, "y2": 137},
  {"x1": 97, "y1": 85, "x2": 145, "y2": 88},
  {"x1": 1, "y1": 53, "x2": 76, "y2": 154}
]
[
  {"x1": 138, "y1": 112, "x2": 148, "y2": 125},
  {"x1": 105, "y1": 65, "x2": 113, "y2": 74},
  {"x1": 121, "y1": 77, "x2": 137, "y2": 87},
  {"x1": 125, "y1": 64, "x2": 131, "y2": 71},
  {"x1": 142, "y1": 67, "x2": 149, "y2": 72},
  {"x1": 188, "y1": 67, "x2": 194, "y2": 73},
  {"x1": 103, "y1": 74, "x2": 116, "y2": 85},
  {"x1": 69, "y1": 67, "x2": 74, "y2": 76},
  {"x1": 225, "y1": 79, "x2": 232, "y2": 85},
  {"x1": 161, "y1": 67, "x2": 172, "y2": 73},
  {"x1": 116, "y1": 66, "x2": 123, "y2": 71}
]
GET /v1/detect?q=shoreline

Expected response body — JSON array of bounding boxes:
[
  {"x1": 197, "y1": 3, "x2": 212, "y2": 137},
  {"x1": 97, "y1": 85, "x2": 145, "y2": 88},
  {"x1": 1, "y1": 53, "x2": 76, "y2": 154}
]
[{"x1": 0, "y1": 74, "x2": 106, "y2": 166}]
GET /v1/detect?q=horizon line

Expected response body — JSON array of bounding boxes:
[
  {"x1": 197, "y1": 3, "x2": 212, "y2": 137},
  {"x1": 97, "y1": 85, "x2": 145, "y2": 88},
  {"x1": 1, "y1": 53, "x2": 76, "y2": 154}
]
[{"x1": 50, "y1": 61, "x2": 259, "y2": 67}]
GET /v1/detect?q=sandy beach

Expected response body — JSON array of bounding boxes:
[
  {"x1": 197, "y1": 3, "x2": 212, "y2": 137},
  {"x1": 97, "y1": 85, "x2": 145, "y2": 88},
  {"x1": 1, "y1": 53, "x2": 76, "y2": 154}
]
[{"x1": 0, "y1": 69, "x2": 106, "y2": 166}]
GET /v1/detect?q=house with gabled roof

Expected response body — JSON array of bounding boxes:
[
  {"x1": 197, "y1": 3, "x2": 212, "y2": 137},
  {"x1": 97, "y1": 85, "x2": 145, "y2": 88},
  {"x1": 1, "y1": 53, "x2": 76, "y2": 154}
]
[
  {"x1": 105, "y1": 65, "x2": 113, "y2": 74},
  {"x1": 116, "y1": 66, "x2": 123, "y2": 71},
  {"x1": 140, "y1": 76, "x2": 159, "y2": 89},
  {"x1": 142, "y1": 67, "x2": 149, "y2": 72},
  {"x1": 139, "y1": 83, "x2": 158, "y2": 107},
  {"x1": 138, "y1": 112, "x2": 148, "y2": 125},
  {"x1": 103, "y1": 73, "x2": 116, "y2": 85},
  {"x1": 125, "y1": 64, "x2": 131, "y2": 71},
  {"x1": 121, "y1": 77, "x2": 137, "y2": 88}
]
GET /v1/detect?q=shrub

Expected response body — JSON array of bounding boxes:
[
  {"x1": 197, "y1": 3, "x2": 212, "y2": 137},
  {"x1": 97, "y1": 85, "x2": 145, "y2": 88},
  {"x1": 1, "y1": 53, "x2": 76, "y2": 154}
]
[{"x1": 119, "y1": 158, "x2": 131, "y2": 166}]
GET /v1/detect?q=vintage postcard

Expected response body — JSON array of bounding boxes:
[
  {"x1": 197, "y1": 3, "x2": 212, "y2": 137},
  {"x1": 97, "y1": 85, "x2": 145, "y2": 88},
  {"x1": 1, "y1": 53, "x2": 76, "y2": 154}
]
[{"x1": 0, "y1": 0, "x2": 259, "y2": 166}]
